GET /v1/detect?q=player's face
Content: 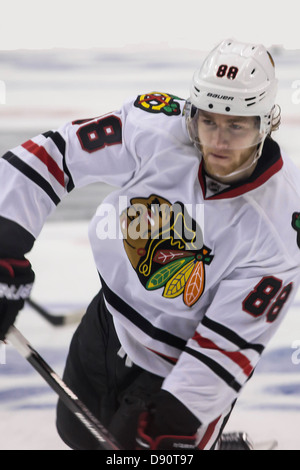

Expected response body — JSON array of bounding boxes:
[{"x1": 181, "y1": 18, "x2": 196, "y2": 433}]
[{"x1": 197, "y1": 110, "x2": 261, "y2": 180}]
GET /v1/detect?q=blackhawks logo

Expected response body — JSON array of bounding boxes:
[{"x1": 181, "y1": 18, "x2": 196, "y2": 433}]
[
  {"x1": 120, "y1": 195, "x2": 213, "y2": 307},
  {"x1": 134, "y1": 92, "x2": 182, "y2": 116}
]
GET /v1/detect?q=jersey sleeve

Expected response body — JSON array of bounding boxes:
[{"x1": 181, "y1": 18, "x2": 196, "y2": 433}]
[
  {"x1": 161, "y1": 263, "x2": 299, "y2": 426},
  {"x1": 0, "y1": 100, "x2": 138, "y2": 239}
]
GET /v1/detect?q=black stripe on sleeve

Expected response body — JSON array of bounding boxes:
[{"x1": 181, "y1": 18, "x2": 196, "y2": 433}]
[
  {"x1": 100, "y1": 274, "x2": 187, "y2": 351},
  {"x1": 184, "y1": 346, "x2": 242, "y2": 392},
  {"x1": 43, "y1": 131, "x2": 75, "y2": 192},
  {"x1": 202, "y1": 316, "x2": 264, "y2": 354},
  {"x1": 2, "y1": 151, "x2": 61, "y2": 206}
]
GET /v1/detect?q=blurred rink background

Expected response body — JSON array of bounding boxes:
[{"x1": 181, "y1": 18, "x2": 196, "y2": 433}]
[{"x1": 0, "y1": 45, "x2": 300, "y2": 449}]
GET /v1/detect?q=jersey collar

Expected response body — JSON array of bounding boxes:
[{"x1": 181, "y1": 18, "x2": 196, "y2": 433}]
[{"x1": 198, "y1": 137, "x2": 283, "y2": 200}]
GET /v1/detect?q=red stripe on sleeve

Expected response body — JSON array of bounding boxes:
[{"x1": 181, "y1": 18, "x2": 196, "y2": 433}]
[
  {"x1": 147, "y1": 347, "x2": 178, "y2": 364},
  {"x1": 192, "y1": 332, "x2": 253, "y2": 377},
  {"x1": 22, "y1": 140, "x2": 65, "y2": 187},
  {"x1": 197, "y1": 415, "x2": 221, "y2": 450}
]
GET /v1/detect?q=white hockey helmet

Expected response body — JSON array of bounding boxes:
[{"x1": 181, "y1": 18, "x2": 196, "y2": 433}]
[{"x1": 187, "y1": 38, "x2": 279, "y2": 147}]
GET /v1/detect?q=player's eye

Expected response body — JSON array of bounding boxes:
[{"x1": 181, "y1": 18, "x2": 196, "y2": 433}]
[
  {"x1": 202, "y1": 119, "x2": 216, "y2": 127},
  {"x1": 230, "y1": 123, "x2": 243, "y2": 130}
]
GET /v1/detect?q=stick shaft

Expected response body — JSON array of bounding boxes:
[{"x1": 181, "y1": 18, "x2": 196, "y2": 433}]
[
  {"x1": 7, "y1": 326, "x2": 121, "y2": 450},
  {"x1": 26, "y1": 298, "x2": 84, "y2": 326}
]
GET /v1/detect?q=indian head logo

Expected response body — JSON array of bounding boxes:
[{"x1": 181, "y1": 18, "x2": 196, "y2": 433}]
[{"x1": 120, "y1": 195, "x2": 213, "y2": 307}]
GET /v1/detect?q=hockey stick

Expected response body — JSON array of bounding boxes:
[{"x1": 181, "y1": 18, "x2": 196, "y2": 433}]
[
  {"x1": 26, "y1": 298, "x2": 84, "y2": 326},
  {"x1": 6, "y1": 325, "x2": 122, "y2": 450}
]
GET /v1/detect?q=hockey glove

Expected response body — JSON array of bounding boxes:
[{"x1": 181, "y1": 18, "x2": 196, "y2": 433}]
[
  {"x1": 135, "y1": 390, "x2": 200, "y2": 450},
  {"x1": 0, "y1": 258, "x2": 34, "y2": 340},
  {"x1": 136, "y1": 411, "x2": 197, "y2": 450}
]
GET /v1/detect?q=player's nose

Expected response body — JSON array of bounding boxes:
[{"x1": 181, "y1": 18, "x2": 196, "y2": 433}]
[{"x1": 211, "y1": 127, "x2": 230, "y2": 149}]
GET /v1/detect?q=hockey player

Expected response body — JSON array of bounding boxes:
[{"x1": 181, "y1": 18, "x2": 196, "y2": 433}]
[{"x1": 1, "y1": 39, "x2": 300, "y2": 450}]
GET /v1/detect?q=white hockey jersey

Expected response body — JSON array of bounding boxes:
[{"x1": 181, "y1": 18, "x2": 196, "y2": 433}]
[{"x1": 1, "y1": 92, "x2": 300, "y2": 440}]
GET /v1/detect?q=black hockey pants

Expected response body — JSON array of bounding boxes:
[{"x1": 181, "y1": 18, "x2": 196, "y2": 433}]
[{"x1": 56, "y1": 290, "x2": 163, "y2": 450}]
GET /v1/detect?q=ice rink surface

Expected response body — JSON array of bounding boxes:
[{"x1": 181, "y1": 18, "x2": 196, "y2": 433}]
[{"x1": 0, "y1": 46, "x2": 300, "y2": 450}]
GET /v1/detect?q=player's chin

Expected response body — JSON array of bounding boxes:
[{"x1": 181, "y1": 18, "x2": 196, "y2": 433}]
[{"x1": 205, "y1": 160, "x2": 234, "y2": 177}]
